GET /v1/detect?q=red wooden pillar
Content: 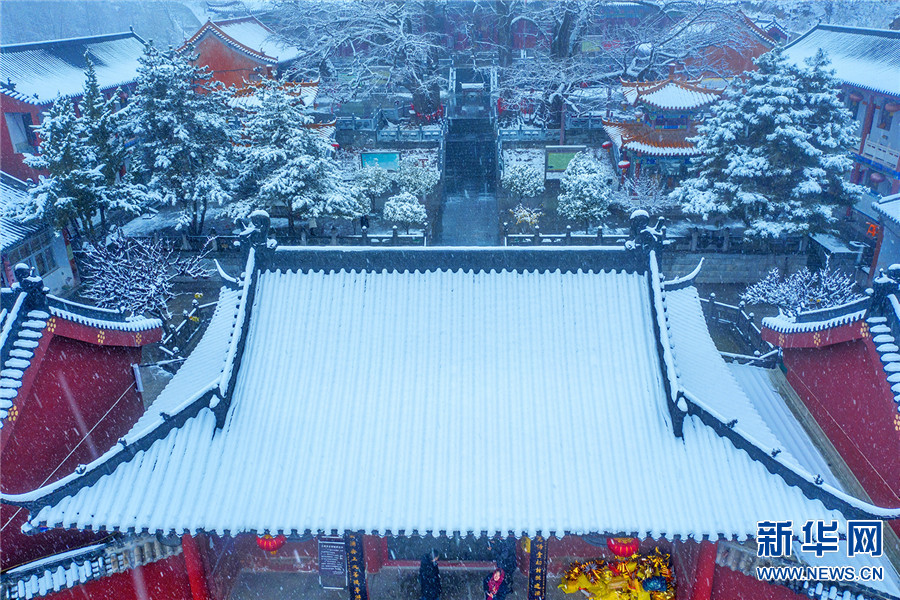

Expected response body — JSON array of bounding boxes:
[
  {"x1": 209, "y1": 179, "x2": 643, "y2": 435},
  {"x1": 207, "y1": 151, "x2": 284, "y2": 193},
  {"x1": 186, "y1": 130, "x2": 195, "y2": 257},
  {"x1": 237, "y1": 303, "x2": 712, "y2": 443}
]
[
  {"x1": 691, "y1": 540, "x2": 718, "y2": 600},
  {"x1": 859, "y1": 95, "x2": 876, "y2": 153},
  {"x1": 182, "y1": 533, "x2": 211, "y2": 600}
]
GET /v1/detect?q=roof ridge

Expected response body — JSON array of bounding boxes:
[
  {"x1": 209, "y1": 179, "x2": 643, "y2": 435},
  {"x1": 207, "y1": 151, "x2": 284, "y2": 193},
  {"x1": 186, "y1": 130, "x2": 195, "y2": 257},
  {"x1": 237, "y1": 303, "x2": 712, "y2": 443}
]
[
  {"x1": 1, "y1": 31, "x2": 142, "y2": 52},
  {"x1": 180, "y1": 19, "x2": 277, "y2": 62}
]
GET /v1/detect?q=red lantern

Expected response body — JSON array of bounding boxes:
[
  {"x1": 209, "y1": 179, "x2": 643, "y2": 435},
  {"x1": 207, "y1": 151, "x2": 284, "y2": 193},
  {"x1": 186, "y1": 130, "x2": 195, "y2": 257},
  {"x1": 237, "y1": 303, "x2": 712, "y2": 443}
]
[
  {"x1": 607, "y1": 537, "x2": 640, "y2": 557},
  {"x1": 870, "y1": 172, "x2": 885, "y2": 184},
  {"x1": 602, "y1": 141, "x2": 613, "y2": 150},
  {"x1": 848, "y1": 92, "x2": 863, "y2": 102},
  {"x1": 618, "y1": 160, "x2": 631, "y2": 170},
  {"x1": 257, "y1": 533, "x2": 287, "y2": 555},
  {"x1": 884, "y1": 102, "x2": 900, "y2": 113}
]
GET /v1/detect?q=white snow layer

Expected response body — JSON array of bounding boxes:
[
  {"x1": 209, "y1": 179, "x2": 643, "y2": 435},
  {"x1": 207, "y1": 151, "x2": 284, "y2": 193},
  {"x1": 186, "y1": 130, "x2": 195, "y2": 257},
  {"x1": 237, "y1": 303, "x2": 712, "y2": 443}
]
[
  {"x1": 24, "y1": 268, "x2": 851, "y2": 538},
  {"x1": 726, "y1": 364, "x2": 841, "y2": 489},
  {"x1": 638, "y1": 82, "x2": 720, "y2": 111},
  {"x1": 783, "y1": 25, "x2": 900, "y2": 97},
  {"x1": 1, "y1": 33, "x2": 145, "y2": 105},
  {"x1": 214, "y1": 18, "x2": 303, "y2": 62}
]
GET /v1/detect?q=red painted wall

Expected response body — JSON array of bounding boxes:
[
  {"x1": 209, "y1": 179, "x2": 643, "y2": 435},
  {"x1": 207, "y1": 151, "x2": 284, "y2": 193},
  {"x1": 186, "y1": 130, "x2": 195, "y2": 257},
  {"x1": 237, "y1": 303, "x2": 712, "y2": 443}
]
[
  {"x1": 190, "y1": 33, "x2": 271, "y2": 89},
  {"x1": 1, "y1": 93, "x2": 45, "y2": 181},
  {"x1": 41, "y1": 555, "x2": 193, "y2": 600},
  {"x1": 710, "y1": 565, "x2": 804, "y2": 600},
  {"x1": 1, "y1": 335, "x2": 144, "y2": 568},
  {"x1": 783, "y1": 338, "x2": 900, "y2": 535}
]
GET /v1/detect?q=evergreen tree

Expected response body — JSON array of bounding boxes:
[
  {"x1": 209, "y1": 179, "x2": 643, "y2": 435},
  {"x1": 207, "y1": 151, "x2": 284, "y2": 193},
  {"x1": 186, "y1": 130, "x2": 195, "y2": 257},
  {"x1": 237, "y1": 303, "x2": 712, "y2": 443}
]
[
  {"x1": 383, "y1": 191, "x2": 427, "y2": 233},
  {"x1": 18, "y1": 98, "x2": 105, "y2": 238},
  {"x1": 126, "y1": 44, "x2": 236, "y2": 235},
  {"x1": 557, "y1": 151, "x2": 614, "y2": 232},
  {"x1": 396, "y1": 156, "x2": 440, "y2": 202},
  {"x1": 238, "y1": 79, "x2": 367, "y2": 232},
  {"x1": 80, "y1": 55, "x2": 140, "y2": 236},
  {"x1": 501, "y1": 163, "x2": 545, "y2": 206},
  {"x1": 670, "y1": 47, "x2": 864, "y2": 238}
]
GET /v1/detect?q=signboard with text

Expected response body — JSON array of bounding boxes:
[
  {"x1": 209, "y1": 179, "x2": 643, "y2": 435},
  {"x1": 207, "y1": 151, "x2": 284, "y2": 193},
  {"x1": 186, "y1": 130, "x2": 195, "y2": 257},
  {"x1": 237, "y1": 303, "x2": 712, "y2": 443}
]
[{"x1": 318, "y1": 536, "x2": 348, "y2": 589}]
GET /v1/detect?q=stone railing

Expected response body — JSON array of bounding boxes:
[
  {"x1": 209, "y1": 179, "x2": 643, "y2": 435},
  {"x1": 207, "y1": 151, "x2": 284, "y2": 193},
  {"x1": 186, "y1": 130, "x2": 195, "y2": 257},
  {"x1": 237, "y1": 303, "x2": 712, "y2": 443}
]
[{"x1": 860, "y1": 138, "x2": 900, "y2": 172}]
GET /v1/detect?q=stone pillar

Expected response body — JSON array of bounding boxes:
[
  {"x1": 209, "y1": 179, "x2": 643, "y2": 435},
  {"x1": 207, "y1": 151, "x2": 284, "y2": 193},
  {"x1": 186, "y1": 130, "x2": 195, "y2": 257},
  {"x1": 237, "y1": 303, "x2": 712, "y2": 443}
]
[
  {"x1": 527, "y1": 535, "x2": 547, "y2": 600},
  {"x1": 182, "y1": 533, "x2": 211, "y2": 600},
  {"x1": 691, "y1": 540, "x2": 718, "y2": 600}
]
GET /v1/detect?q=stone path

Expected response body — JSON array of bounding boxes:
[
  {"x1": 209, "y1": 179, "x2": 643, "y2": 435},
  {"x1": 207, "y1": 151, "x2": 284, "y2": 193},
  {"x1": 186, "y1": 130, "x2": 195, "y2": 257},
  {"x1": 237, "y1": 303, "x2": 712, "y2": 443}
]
[{"x1": 439, "y1": 187, "x2": 500, "y2": 246}]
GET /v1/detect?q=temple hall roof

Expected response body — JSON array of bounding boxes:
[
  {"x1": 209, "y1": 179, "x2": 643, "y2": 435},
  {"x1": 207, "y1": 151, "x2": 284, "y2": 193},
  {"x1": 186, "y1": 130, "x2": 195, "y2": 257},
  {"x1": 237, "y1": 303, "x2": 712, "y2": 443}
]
[{"x1": 7, "y1": 245, "x2": 898, "y2": 540}]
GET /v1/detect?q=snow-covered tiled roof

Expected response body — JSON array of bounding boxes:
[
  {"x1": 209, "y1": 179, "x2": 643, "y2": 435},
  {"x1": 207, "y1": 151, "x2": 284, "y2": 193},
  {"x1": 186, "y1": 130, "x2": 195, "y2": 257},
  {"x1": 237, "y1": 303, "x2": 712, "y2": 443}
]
[
  {"x1": 215, "y1": 17, "x2": 303, "y2": 63},
  {"x1": 727, "y1": 364, "x2": 840, "y2": 489},
  {"x1": 182, "y1": 17, "x2": 302, "y2": 65},
  {"x1": 12, "y1": 257, "x2": 890, "y2": 539},
  {"x1": 622, "y1": 79, "x2": 722, "y2": 111},
  {"x1": 0, "y1": 174, "x2": 42, "y2": 253},
  {"x1": 0, "y1": 32, "x2": 145, "y2": 105},
  {"x1": 783, "y1": 25, "x2": 900, "y2": 98},
  {"x1": 602, "y1": 121, "x2": 699, "y2": 157},
  {"x1": 873, "y1": 193, "x2": 900, "y2": 228}
]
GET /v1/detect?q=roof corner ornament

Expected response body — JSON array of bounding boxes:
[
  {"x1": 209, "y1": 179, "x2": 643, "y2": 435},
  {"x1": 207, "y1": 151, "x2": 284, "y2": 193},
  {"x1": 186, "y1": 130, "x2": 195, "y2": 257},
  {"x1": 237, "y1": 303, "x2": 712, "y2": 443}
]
[
  {"x1": 625, "y1": 210, "x2": 666, "y2": 255},
  {"x1": 13, "y1": 263, "x2": 48, "y2": 310},
  {"x1": 238, "y1": 209, "x2": 276, "y2": 266}
]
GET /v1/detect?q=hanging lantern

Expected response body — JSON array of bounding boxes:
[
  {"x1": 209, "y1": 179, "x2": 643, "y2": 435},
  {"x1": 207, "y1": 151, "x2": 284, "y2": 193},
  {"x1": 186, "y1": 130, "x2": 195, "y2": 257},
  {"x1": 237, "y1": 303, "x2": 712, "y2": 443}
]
[
  {"x1": 870, "y1": 172, "x2": 885, "y2": 184},
  {"x1": 884, "y1": 102, "x2": 900, "y2": 113},
  {"x1": 848, "y1": 92, "x2": 863, "y2": 103},
  {"x1": 607, "y1": 537, "x2": 640, "y2": 557},
  {"x1": 602, "y1": 141, "x2": 613, "y2": 150},
  {"x1": 257, "y1": 533, "x2": 287, "y2": 555},
  {"x1": 618, "y1": 160, "x2": 631, "y2": 170}
]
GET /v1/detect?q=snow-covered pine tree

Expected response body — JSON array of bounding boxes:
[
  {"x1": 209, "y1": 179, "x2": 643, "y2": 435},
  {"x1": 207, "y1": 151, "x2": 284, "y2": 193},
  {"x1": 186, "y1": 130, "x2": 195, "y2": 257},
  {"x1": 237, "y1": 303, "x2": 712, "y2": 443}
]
[
  {"x1": 17, "y1": 97, "x2": 106, "y2": 239},
  {"x1": 740, "y1": 258, "x2": 862, "y2": 316},
  {"x1": 383, "y1": 191, "x2": 427, "y2": 233},
  {"x1": 354, "y1": 166, "x2": 396, "y2": 199},
  {"x1": 557, "y1": 150, "x2": 614, "y2": 232},
  {"x1": 125, "y1": 44, "x2": 237, "y2": 235},
  {"x1": 396, "y1": 156, "x2": 440, "y2": 202},
  {"x1": 239, "y1": 79, "x2": 368, "y2": 232},
  {"x1": 501, "y1": 163, "x2": 545, "y2": 205},
  {"x1": 80, "y1": 55, "x2": 141, "y2": 236},
  {"x1": 670, "y1": 47, "x2": 864, "y2": 238}
]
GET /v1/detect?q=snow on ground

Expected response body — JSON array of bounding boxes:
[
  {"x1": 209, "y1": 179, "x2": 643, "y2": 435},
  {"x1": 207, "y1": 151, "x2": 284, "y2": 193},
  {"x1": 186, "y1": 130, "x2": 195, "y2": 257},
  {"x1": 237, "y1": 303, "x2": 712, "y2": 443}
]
[{"x1": 501, "y1": 148, "x2": 544, "y2": 176}]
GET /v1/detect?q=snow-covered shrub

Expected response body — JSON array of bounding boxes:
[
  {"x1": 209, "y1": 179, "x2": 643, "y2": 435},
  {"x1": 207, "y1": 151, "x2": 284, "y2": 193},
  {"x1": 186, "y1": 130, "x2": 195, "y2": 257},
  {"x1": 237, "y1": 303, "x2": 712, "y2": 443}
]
[
  {"x1": 740, "y1": 260, "x2": 863, "y2": 316},
  {"x1": 670, "y1": 47, "x2": 864, "y2": 238},
  {"x1": 396, "y1": 157, "x2": 440, "y2": 200},
  {"x1": 383, "y1": 191, "x2": 428, "y2": 233},
  {"x1": 79, "y1": 238, "x2": 211, "y2": 320},
  {"x1": 557, "y1": 151, "x2": 614, "y2": 231},
  {"x1": 501, "y1": 163, "x2": 545, "y2": 203},
  {"x1": 509, "y1": 203, "x2": 543, "y2": 230}
]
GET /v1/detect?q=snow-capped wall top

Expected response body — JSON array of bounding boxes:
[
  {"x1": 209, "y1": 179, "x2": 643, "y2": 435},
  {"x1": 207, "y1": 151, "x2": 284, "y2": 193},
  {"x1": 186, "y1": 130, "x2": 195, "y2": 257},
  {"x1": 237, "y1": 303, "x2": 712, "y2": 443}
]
[
  {"x1": 622, "y1": 79, "x2": 722, "y2": 111},
  {"x1": 873, "y1": 193, "x2": 900, "y2": 228},
  {"x1": 0, "y1": 32, "x2": 146, "y2": 105},
  {"x1": 11, "y1": 265, "x2": 888, "y2": 539},
  {"x1": 783, "y1": 24, "x2": 900, "y2": 98},
  {"x1": 762, "y1": 296, "x2": 870, "y2": 334},
  {"x1": 0, "y1": 173, "x2": 42, "y2": 253}
]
